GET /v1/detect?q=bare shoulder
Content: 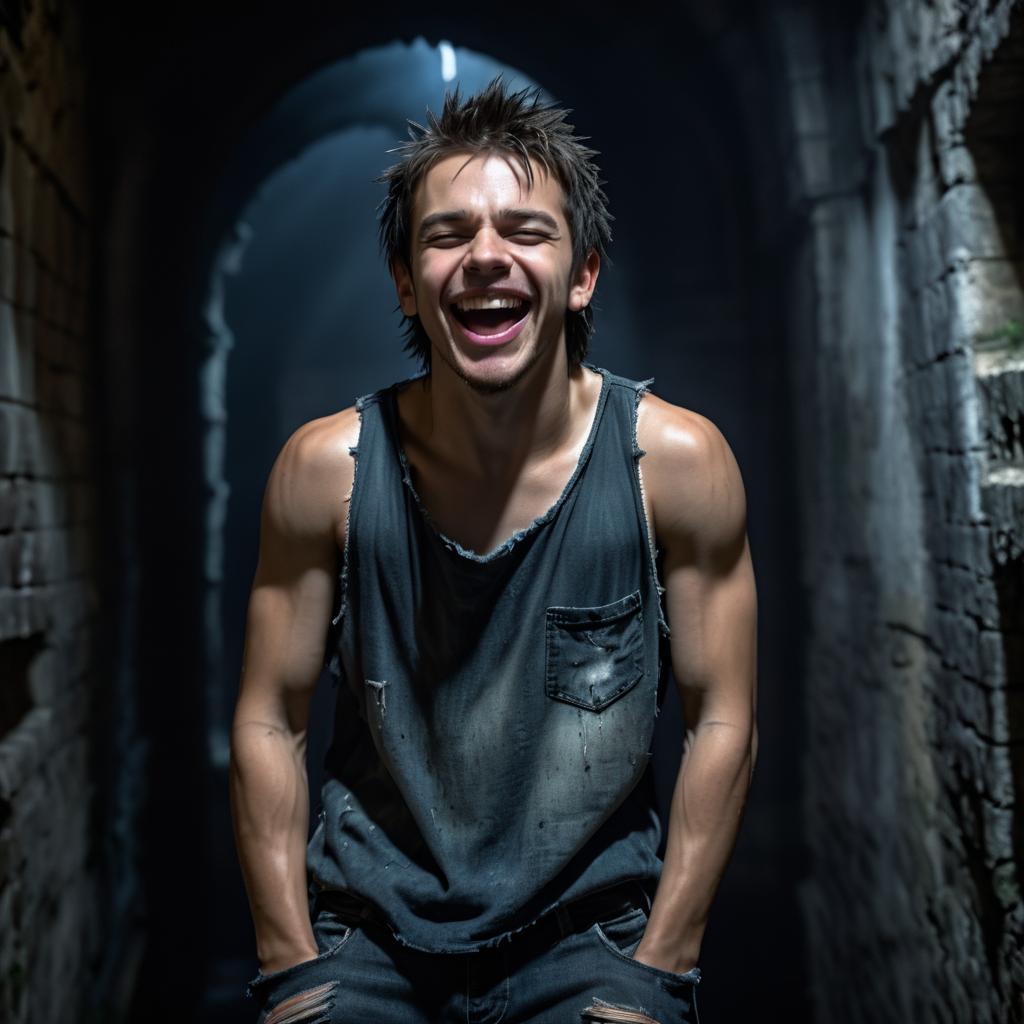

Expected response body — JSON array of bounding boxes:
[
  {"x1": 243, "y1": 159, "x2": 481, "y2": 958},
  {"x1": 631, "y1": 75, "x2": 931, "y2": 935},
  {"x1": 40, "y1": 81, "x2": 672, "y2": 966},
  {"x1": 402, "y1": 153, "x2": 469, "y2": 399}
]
[
  {"x1": 635, "y1": 391, "x2": 748, "y2": 556},
  {"x1": 262, "y1": 405, "x2": 362, "y2": 548}
]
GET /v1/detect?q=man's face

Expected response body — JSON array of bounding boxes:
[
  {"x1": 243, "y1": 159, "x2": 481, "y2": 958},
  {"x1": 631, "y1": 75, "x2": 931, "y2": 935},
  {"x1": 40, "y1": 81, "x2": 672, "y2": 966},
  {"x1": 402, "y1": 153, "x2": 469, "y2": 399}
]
[{"x1": 392, "y1": 151, "x2": 599, "y2": 393}]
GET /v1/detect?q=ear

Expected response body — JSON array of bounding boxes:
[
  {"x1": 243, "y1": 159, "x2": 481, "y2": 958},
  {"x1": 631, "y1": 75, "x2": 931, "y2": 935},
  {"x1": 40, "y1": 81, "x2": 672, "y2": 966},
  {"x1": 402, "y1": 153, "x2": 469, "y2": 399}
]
[
  {"x1": 391, "y1": 260, "x2": 418, "y2": 317},
  {"x1": 567, "y1": 249, "x2": 601, "y2": 312}
]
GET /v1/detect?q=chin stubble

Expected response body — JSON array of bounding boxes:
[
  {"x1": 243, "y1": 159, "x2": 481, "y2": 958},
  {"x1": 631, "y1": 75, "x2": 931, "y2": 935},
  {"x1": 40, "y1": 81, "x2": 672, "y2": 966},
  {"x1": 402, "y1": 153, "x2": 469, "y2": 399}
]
[{"x1": 435, "y1": 337, "x2": 545, "y2": 396}]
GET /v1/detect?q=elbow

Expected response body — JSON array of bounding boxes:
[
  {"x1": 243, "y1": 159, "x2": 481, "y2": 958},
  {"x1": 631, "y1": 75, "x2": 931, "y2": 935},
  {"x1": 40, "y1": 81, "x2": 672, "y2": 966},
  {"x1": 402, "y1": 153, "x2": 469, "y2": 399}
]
[{"x1": 230, "y1": 702, "x2": 310, "y2": 766}]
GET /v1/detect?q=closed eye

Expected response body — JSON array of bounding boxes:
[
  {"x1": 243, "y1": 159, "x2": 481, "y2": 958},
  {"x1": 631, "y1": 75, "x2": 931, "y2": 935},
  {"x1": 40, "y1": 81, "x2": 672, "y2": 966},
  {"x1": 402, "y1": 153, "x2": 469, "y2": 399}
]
[{"x1": 426, "y1": 231, "x2": 551, "y2": 244}]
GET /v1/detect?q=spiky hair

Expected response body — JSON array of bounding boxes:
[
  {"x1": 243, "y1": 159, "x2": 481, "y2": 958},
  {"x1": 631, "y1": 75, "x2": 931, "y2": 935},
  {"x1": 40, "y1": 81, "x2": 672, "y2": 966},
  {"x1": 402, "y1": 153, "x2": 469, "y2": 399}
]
[{"x1": 376, "y1": 74, "x2": 613, "y2": 371}]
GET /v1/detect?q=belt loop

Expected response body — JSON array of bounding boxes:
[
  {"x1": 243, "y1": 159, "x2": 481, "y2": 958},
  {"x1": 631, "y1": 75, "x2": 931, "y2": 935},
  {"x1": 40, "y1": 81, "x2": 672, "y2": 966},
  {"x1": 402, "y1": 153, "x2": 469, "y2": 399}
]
[{"x1": 555, "y1": 903, "x2": 573, "y2": 938}]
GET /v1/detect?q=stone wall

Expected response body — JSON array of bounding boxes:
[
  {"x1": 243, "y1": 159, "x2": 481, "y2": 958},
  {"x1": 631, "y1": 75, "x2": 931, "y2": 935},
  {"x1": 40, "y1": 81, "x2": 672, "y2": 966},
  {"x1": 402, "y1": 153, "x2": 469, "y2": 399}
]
[
  {"x1": 778, "y1": 1, "x2": 1024, "y2": 1020},
  {"x1": 0, "y1": 4, "x2": 138, "y2": 1022},
  {"x1": 3, "y1": 2, "x2": 1022, "y2": 1020}
]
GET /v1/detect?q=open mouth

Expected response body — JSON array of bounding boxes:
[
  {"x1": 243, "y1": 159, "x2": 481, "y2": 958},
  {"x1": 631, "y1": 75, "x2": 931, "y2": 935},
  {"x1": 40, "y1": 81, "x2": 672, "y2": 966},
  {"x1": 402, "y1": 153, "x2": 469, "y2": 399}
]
[{"x1": 450, "y1": 297, "x2": 532, "y2": 344}]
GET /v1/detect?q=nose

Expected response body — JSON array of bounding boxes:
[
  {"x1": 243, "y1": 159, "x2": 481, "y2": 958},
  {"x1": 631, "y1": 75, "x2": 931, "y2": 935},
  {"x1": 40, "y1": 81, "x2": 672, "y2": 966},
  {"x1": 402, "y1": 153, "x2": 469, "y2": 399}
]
[{"x1": 463, "y1": 226, "x2": 512, "y2": 275}]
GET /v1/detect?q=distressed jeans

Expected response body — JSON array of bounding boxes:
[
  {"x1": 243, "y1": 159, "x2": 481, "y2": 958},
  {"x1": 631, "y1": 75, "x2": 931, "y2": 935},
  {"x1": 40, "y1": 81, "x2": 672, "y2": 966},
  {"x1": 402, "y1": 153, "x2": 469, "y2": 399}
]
[{"x1": 246, "y1": 882, "x2": 701, "y2": 1024}]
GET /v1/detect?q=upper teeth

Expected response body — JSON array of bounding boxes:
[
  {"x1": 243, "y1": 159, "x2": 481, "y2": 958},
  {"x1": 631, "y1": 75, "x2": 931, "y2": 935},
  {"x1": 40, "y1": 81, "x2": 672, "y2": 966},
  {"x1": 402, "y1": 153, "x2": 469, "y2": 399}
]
[{"x1": 454, "y1": 296, "x2": 525, "y2": 311}]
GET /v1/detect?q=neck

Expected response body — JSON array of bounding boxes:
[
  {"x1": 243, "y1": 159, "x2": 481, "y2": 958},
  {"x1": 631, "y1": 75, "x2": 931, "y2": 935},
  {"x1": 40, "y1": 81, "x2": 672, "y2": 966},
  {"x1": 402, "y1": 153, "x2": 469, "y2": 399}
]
[{"x1": 404, "y1": 347, "x2": 589, "y2": 482}]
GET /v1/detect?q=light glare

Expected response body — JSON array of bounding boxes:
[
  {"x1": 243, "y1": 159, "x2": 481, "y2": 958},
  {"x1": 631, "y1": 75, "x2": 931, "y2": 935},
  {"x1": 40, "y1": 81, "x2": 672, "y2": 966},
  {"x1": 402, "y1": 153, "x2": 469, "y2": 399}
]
[{"x1": 439, "y1": 41, "x2": 457, "y2": 82}]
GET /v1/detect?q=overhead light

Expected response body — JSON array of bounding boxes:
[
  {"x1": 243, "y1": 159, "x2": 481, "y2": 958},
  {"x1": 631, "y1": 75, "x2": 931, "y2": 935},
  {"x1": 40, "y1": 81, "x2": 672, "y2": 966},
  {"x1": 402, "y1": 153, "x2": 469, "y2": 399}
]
[{"x1": 439, "y1": 41, "x2": 457, "y2": 82}]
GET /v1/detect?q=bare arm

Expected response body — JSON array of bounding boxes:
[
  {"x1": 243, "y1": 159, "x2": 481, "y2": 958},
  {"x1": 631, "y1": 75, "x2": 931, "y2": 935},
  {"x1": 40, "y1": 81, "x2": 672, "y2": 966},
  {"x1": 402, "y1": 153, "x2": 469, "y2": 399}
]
[
  {"x1": 633, "y1": 397, "x2": 759, "y2": 973},
  {"x1": 229, "y1": 409, "x2": 357, "y2": 975}
]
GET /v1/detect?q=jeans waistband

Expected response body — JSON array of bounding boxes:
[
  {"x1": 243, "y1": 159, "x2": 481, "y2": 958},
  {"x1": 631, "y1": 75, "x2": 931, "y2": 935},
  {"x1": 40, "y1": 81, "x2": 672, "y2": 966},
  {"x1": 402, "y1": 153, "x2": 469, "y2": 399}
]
[
  {"x1": 316, "y1": 879, "x2": 652, "y2": 952},
  {"x1": 550, "y1": 879, "x2": 652, "y2": 941}
]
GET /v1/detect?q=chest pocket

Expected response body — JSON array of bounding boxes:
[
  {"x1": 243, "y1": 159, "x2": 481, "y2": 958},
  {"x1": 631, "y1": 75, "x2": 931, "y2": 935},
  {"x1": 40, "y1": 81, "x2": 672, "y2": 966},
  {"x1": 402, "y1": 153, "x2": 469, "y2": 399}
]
[{"x1": 544, "y1": 590, "x2": 645, "y2": 711}]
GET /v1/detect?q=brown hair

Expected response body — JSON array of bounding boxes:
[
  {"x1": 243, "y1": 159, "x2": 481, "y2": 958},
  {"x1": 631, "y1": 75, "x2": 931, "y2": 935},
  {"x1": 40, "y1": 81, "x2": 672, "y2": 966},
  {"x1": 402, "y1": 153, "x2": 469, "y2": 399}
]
[{"x1": 376, "y1": 74, "x2": 614, "y2": 370}]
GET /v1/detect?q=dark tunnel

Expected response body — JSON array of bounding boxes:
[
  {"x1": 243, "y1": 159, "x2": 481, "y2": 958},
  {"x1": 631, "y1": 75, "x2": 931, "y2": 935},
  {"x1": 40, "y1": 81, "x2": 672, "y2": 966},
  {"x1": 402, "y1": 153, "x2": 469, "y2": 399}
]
[{"x1": 0, "y1": 2, "x2": 1021, "y2": 1023}]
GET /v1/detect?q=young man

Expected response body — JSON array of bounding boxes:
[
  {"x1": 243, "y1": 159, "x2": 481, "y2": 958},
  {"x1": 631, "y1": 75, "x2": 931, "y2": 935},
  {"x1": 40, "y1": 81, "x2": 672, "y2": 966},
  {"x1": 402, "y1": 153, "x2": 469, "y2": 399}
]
[{"x1": 230, "y1": 77, "x2": 758, "y2": 1024}]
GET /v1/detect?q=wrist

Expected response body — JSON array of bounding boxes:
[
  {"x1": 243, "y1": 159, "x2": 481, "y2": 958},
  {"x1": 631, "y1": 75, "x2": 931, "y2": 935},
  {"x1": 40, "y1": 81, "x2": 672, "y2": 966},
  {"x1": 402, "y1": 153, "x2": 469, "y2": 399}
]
[
  {"x1": 257, "y1": 936, "x2": 319, "y2": 975},
  {"x1": 634, "y1": 910, "x2": 705, "y2": 973},
  {"x1": 633, "y1": 933, "x2": 700, "y2": 975}
]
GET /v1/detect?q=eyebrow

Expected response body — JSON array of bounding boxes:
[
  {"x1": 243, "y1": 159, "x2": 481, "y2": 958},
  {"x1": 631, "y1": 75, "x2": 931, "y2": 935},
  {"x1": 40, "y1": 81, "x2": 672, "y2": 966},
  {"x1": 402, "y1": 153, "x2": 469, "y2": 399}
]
[{"x1": 417, "y1": 208, "x2": 561, "y2": 237}]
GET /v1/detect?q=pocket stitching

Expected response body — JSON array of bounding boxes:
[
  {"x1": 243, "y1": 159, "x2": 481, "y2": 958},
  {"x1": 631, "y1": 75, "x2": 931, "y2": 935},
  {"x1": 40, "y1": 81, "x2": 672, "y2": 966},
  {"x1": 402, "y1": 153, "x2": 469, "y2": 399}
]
[
  {"x1": 591, "y1": 921, "x2": 701, "y2": 988},
  {"x1": 546, "y1": 589, "x2": 642, "y2": 626},
  {"x1": 597, "y1": 905, "x2": 647, "y2": 931},
  {"x1": 545, "y1": 590, "x2": 645, "y2": 712},
  {"x1": 249, "y1": 923, "x2": 357, "y2": 990}
]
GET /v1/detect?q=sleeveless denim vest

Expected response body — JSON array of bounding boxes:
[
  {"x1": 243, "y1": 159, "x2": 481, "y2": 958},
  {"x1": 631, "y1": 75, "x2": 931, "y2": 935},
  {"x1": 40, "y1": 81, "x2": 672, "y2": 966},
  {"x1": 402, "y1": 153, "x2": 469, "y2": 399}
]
[{"x1": 306, "y1": 364, "x2": 673, "y2": 952}]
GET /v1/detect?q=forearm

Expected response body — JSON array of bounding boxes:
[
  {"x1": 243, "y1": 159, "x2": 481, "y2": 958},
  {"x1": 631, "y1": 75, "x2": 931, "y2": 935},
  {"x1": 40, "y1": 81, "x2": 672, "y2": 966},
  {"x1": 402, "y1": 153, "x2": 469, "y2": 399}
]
[
  {"x1": 637, "y1": 717, "x2": 756, "y2": 970},
  {"x1": 229, "y1": 718, "x2": 317, "y2": 972}
]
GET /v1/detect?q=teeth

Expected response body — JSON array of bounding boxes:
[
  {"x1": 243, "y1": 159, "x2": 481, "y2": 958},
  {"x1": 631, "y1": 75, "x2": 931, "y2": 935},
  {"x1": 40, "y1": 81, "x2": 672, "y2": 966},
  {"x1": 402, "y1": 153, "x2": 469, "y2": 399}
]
[{"x1": 453, "y1": 295, "x2": 526, "y2": 312}]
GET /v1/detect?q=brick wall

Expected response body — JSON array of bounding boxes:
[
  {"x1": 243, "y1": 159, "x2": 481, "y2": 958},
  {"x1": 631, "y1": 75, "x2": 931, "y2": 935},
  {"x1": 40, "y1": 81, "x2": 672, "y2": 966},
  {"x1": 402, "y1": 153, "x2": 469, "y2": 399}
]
[
  {"x1": 0, "y1": 5, "x2": 135, "y2": 1022},
  {"x1": 778, "y1": 1, "x2": 1024, "y2": 1020}
]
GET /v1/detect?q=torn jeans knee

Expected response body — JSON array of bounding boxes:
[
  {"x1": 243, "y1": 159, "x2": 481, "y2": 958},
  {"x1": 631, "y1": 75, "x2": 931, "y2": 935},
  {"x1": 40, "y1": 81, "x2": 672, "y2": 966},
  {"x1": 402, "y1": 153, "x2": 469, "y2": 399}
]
[{"x1": 263, "y1": 981, "x2": 338, "y2": 1024}]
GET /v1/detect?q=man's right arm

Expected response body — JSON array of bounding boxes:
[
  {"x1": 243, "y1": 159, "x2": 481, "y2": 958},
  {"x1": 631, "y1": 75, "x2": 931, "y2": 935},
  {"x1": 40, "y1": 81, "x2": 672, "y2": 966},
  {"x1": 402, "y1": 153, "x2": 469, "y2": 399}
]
[{"x1": 228, "y1": 409, "x2": 358, "y2": 975}]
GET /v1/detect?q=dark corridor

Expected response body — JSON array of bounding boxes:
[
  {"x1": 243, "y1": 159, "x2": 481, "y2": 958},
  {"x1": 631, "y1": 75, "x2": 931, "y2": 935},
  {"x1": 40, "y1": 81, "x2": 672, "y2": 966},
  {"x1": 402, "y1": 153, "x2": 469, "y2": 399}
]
[
  {"x1": 90, "y1": 8, "x2": 804, "y2": 1022},
  {"x1": 2, "y1": 1, "x2": 1019, "y2": 1022}
]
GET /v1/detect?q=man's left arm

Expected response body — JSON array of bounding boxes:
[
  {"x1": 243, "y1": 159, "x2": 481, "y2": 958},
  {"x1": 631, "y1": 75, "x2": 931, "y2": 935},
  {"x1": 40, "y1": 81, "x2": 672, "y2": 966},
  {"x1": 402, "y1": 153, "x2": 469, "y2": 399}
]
[{"x1": 633, "y1": 399, "x2": 759, "y2": 974}]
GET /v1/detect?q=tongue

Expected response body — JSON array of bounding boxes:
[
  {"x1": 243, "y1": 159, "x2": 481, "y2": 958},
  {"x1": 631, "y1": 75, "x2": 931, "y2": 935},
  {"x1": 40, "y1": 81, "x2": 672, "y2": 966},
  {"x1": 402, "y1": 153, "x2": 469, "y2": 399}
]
[{"x1": 459, "y1": 307, "x2": 524, "y2": 336}]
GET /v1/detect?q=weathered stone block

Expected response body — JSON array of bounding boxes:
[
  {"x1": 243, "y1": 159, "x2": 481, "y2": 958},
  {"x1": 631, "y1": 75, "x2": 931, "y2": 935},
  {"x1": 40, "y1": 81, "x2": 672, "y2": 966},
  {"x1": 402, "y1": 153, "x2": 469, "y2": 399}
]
[
  {"x1": 947, "y1": 254, "x2": 1024, "y2": 344},
  {"x1": 974, "y1": 348, "x2": 1024, "y2": 454},
  {"x1": 981, "y1": 470, "x2": 1024, "y2": 563},
  {"x1": 921, "y1": 279, "x2": 951, "y2": 354},
  {"x1": 13, "y1": 407, "x2": 40, "y2": 477},
  {"x1": 938, "y1": 142, "x2": 977, "y2": 189},
  {"x1": 938, "y1": 183, "x2": 1016, "y2": 262}
]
